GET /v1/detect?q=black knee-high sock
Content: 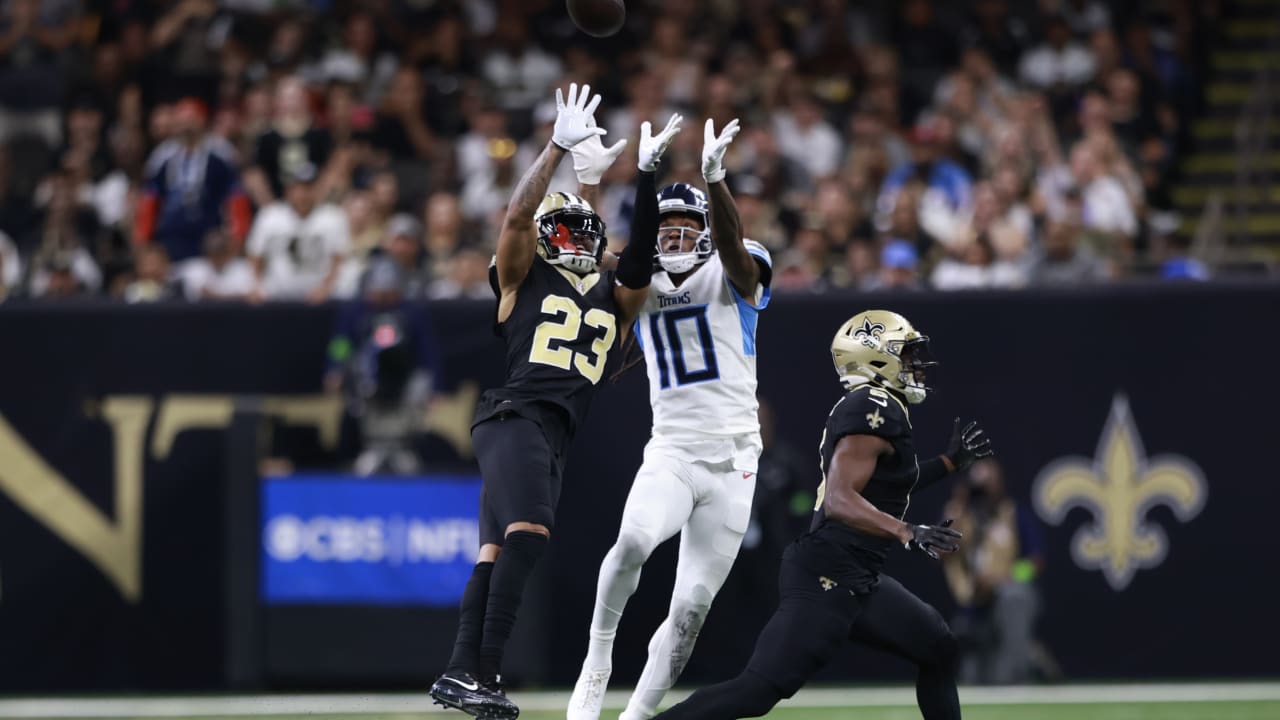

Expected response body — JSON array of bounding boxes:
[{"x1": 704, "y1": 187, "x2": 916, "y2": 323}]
[
  {"x1": 917, "y1": 632, "x2": 962, "y2": 719},
  {"x1": 653, "y1": 670, "x2": 782, "y2": 720},
  {"x1": 446, "y1": 561, "x2": 494, "y2": 675},
  {"x1": 478, "y1": 531, "x2": 547, "y2": 679}
]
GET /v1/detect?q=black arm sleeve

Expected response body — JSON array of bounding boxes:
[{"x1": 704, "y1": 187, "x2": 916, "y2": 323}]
[
  {"x1": 916, "y1": 455, "x2": 953, "y2": 491},
  {"x1": 616, "y1": 170, "x2": 657, "y2": 289}
]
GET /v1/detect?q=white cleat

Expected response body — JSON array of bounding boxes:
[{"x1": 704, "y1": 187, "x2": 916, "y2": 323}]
[{"x1": 567, "y1": 667, "x2": 612, "y2": 720}]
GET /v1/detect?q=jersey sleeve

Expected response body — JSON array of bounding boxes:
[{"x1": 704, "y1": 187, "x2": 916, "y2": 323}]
[
  {"x1": 828, "y1": 387, "x2": 908, "y2": 442},
  {"x1": 726, "y1": 238, "x2": 773, "y2": 309}
]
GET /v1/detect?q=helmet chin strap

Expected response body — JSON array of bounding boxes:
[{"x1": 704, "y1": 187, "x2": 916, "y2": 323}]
[
  {"x1": 658, "y1": 253, "x2": 701, "y2": 274},
  {"x1": 560, "y1": 253, "x2": 598, "y2": 274},
  {"x1": 838, "y1": 374, "x2": 873, "y2": 389}
]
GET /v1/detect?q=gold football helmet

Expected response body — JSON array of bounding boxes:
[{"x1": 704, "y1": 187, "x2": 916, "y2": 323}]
[
  {"x1": 830, "y1": 309, "x2": 935, "y2": 404},
  {"x1": 534, "y1": 192, "x2": 606, "y2": 275}
]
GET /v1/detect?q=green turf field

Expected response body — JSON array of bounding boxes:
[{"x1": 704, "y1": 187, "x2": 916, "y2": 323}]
[
  {"x1": 5, "y1": 685, "x2": 1278, "y2": 720},
  {"x1": 34, "y1": 704, "x2": 1280, "y2": 720}
]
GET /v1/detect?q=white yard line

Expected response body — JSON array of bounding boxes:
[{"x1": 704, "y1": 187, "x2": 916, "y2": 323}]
[{"x1": 1, "y1": 683, "x2": 1278, "y2": 717}]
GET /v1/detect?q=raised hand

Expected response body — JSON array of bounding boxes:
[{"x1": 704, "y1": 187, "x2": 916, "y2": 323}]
[
  {"x1": 637, "y1": 113, "x2": 683, "y2": 172},
  {"x1": 552, "y1": 83, "x2": 607, "y2": 150},
  {"x1": 947, "y1": 418, "x2": 994, "y2": 472},
  {"x1": 701, "y1": 117, "x2": 740, "y2": 183},
  {"x1": 571, "y1": 129, "x2": 628, "y2": 185}
]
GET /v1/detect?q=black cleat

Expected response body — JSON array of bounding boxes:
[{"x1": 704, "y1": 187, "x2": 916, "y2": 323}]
[{"x1": 429, "y1": 672, "x2": 519, "y2": 719}]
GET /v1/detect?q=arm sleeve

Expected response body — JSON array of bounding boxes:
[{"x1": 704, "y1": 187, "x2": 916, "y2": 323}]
[
  {"x1": 916, "y1": 456, "x2": 953, "y2": 491},
  {"x1": 616, "y1": 170, "x2": 657, "y2": 289}
]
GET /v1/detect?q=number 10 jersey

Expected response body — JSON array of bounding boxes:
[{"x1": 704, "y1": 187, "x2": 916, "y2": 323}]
[{"x1": 635, "y1": 241, "x2": 772, "y2": 442}]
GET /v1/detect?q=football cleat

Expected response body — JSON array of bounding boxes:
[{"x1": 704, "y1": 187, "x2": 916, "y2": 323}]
[
  {"x1": 567, "y1": 666, "x2": 612, "y2": 720},
  {"x1": 430, "y1": 672, "x2": 519, "y2": 719}
]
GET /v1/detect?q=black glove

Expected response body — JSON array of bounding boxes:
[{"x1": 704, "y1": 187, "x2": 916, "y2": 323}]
[
  {"x1": 905, "y1": 519, "x2": 962, "y2": 560},
  {"x1": 946, "y1": 418, "x2": 993, "y2": 472}
]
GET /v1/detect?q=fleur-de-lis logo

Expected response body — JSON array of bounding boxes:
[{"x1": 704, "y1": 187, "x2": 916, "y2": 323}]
[
  {"x1": 819, "y1": 576, "x2": 837, "y2": 591},
  {"x1": 853, "y1": 318, "x2": 885, "y2": 340},
  {"x1": 1033, "y1": 394, "x2": 1206, "y2": 590},
  {"x1": 866, "y1": 408, "x2": 884, "y2": 429}
]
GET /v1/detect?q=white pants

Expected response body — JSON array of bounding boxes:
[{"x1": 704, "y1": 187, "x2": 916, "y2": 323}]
[{"x1": 581, "y1": 434, "x2": 760, "y2": 719}]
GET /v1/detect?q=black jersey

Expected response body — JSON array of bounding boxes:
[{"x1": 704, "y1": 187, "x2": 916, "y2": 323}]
[
  {"x1": 786, "y1": 384, "x2": 919, "y2": 592},
  {"x1": 475, "y1": 258, "x2": 621, "y2": 443}
]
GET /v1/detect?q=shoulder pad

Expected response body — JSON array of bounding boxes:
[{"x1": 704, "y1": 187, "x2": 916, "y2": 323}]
[{"x1": 830, "y1": 385, "x2": 909, "y2": 440}]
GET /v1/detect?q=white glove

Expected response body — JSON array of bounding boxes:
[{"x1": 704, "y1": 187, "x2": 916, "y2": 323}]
[
  {"x1": 571, "y1": 129, "x2": 628, "y2": 185},
  {"x1": 702, "y1": 117, "x2": 740, "y2": 184},
  {"x1": 552, "y1": 83, "x2": 606, "y2": 150},
  {"x1": 637, "y1": 113, "x2": 683, "y2": 172}
]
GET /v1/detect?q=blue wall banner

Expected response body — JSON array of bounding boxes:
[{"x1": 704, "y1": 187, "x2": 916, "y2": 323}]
[{"x1": 261, "y1": 475, "x2": 481, "y2": 606}]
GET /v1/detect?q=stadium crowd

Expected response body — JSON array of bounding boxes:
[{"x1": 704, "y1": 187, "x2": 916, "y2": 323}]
[{"x1": 0, "y1": 0, "x2": 1212, "y2": 303}]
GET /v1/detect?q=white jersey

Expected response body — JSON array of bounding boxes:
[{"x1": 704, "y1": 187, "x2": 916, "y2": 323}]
[
  {"x1": 636, "y1": 240, "x2": 772, "y2": 459},
  {"x1": 246, "y1": 202, "x2": 350, "y2": 300}
]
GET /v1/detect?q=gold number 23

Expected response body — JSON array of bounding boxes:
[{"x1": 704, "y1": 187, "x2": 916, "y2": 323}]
[{"x1": 529, "y1": 295, "x2": 617, "y2": 384}]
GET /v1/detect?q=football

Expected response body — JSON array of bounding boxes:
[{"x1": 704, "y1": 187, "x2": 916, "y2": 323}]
[{"x1": 566, "y1": 0, "x2": 625, "y2": 38}]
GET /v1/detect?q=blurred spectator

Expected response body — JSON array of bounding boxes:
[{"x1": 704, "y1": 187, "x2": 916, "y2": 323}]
[
  {"x1": 179, "y1": 229, "x2": 255, "y2": 301},
  {"x1": 1053, "y1": 0, "x2": 1111, "y2": 38},
  {"x1": 460, "y1": 135, "x2": 519, "y2": 225},
  {"x1": 119, "y1": 244, "x2": 181, "y2": 303},
  {"x1": 772, "y1": 91, "x2": 843, "y2": 182},
  {"x1": 149, "y1": 0, "x2": 225, "y2": 103},
  {"x1": 372, "y1": 65, "x2": 435, "y2": 163},
  {"x1": 879, "y1": 119, "x2": 974, "y2": 246},
  {"x1": 428, "y1": 246, "x2": 492, "y2": 300},
  {"x1": 136, "y1": 98, "x2": 250, "y2": 262},
  {"x1": 246, "y1": 75, "x2": 333, "y2": 204},
  {"x1": 318, "y1": 11, "x2": 398, "y2": 104},
  {"x1": 377, "y1": 212, "x2": 429, "y2": 298},
  {"x1": 1029, "y1": 216, "x2": 1108, "y2": 286},
  {"x1": 0, "y1": 228, "x2": 18, "y2": 300},
  {"x1": 830, "y1": 238, "x2": 878, "y2": 290},
  {"x1": 28, "y1": 247, "x2": 99, "y2": 299},
  {"x1": 942, "y1": 458, "x2": 1046, "y2": 685},
  {"x1": 246, "y1": 163, "x2": 350, "y2": 302},
  {"x1": 325, "y1": 256, "x2": 443, "y2": 475},
  {"x1": 1068, "y1": 139, "x2": 1138, "y2": 239},
  {"x1": 892, "y1": 0, "x2": 959, "y2": 118},
  {"x1": 1018, "y1": 14, "x2": 1096, "y2": 98},
  {"x1": 931, "y1": 236, "x2": 994, "y2": 291},
  {"x1": 736, "y1": 176, "x2": 787, "y2": 252},
  {"x1": 0, "y1": 0, "x2": 77, "y2": 148},
  {"x1": 482, "y1": 14, "x2": 562, "y2": 130},
  {"x1": 864, "y1": 239, "x2": 923, "y2": 291},
  {"x1": 1160, "y1": 235, "x2": 1209, "y2": 281},
  {"x1": 0, "y1": 0, "x2": 1218, "y2": 301},
  {"x1": 960, "y1": 0, "x2": 1032, "y2": 77},
  {"x1": 423, "y1": 191, "x2": 466, "y2": 281}
]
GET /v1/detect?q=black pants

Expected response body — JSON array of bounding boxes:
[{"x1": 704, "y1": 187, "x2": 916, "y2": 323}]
[
  {"x1": 653, "y1": 555, "x2": 961, "y2": 719},
  {"x1": 473, "y1": 412, "x2": 565, "y2": 545}
]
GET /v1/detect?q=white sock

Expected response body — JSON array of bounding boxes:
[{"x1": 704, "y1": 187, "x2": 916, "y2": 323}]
[{"x1": 583, "y1": 541, "x2": 646, "y2": 671}]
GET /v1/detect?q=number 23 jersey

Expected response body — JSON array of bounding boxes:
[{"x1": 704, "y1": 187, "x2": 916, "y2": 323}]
[
  {"x1": 635, "y1": 240, "x2": 772, "y2": 441},
  {"x1": 477, "y1": 257, "x2": 621, "y2": 440}
]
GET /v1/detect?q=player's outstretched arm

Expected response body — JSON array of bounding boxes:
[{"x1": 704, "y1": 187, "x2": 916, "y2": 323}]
[
  {"x1": 823, "y1": 434, "x2": 962, "y2": 560},
  {"x1": 702, "y1": 118, "x2": 765, "y2": 300},
  {"x1": 495, "y1": 83, "x2": 605, "y2": 303},
  {"x1": 613, "y1": 114, "x2": 683, "y2": 324}
]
